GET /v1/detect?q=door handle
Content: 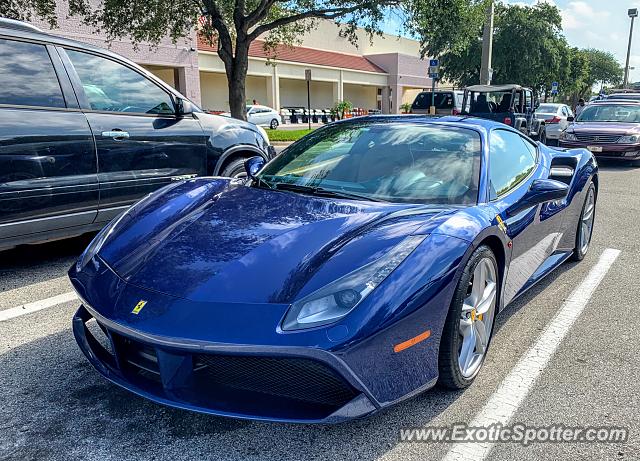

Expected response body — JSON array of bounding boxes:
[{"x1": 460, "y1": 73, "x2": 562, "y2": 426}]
[{"x1": 102, "y1": 130, "x2": 130, "y2": 140}]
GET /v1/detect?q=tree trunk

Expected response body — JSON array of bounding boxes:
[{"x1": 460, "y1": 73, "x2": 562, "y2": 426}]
[{"x1": 226, "y1": 39, "x2": 250, "y2": 121}]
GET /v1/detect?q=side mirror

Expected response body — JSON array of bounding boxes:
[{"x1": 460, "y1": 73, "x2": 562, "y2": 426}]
[
  {"x1": 176, "y1": 97, "x2": 194, "y2": 116},
  {"x1": 534, "y1": 100, "x2": 540, "y2": 109},
  {"x1": 244, "y1": 156, "x2": 265, "y2": 179},
  {"x1": 567, "y1": 116, "x2": 575, "y2": 122},
  {"x1": 506, "y1": 179, "x2": 569, "y2": 217}
]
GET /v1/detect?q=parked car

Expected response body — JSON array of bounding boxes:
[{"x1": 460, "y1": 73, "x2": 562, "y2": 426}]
[
  {"x1": 0, "y1": 18, "x2": 275, "y2": 252},
  {"x1": 603, "y1": 92, "x2": 640, "y2": 102},
  {"x1": 70, "y1": 116, "x2": 597, "y2": 423},
  {"x1": 462, "y1": 84, "x2": 547, "y2": 143},
  {"x1": 410, "y1": 90, "x2": 464, "y2": 115},
  {"x1": 559, "y1": 100, "x2": 640, "y2": 165},
  {"x1": 535, "y1": 103, "x2": 574, "y2": 145},
  {"x1": 222, "y1": 105, "x2": 282, "y2": 129}
]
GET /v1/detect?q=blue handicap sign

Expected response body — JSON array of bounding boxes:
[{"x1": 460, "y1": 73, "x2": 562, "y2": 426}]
[{"x1": 429, "y1": 59, "x2": 439, "y2": 67}]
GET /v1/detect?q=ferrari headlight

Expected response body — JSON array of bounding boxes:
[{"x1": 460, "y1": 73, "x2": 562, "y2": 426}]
[
  {"x1": 617, "y1": 135, "x2": 639, "y2": 144},
  {"x1": 560, "y1": 131, "x2": 577, "y2": 141},
  {"x1": 281, "y1": 235, "x2": 426, "y2": 331}
]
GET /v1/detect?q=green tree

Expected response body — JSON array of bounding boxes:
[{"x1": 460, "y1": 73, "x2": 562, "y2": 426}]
[
  {"x1": 409, "y1": 1, "x2": 579, "y2": 98},
  {"x1": 65, "y1": 0, "x2": 401, "y2": 120},
  {"x1": 582, "y1": 49, "x2": 624, "y2": 92},
  {"x1": 0, "y1": 0, "x2": 58, "y2": 27}
]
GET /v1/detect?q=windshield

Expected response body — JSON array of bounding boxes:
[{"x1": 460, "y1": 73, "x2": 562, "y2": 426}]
[
  {"x1": 412, "y1": 92, "x2": 457, "y2": 110},
  {"x1": 257, "y1": 123, "x2": 481, "y2": 205},
  {"x1": 577, "y1": 104, "x2": 640, "y2": 122}
]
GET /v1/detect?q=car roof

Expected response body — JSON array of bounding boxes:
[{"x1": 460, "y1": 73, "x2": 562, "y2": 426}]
[
  {"x1": 0, "y1": 19, "x2": 152, "y2": 71},
  {"x1": 590, "y1": 99, "x2": 640, "y2": 105},
  {"x1": 465, "y1": 84, "x2": 523, "y2": 92},
  {"x1": 331, "y1": 114, "x2": 518, "y2": 134}
]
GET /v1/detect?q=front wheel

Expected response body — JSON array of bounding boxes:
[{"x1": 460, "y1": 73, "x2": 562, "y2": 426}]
[
  {"x1": 571, "y1": 182, "x2": 596, "y2": 261},
  {"x1": 270, "y1": 119, "x2": 279, "y2": 130},
  {"x1": 220, "y1": 158, "x2": 248, "y2": 179},
  {"x1": 438, "y1": 246, "x2": 499, "y2": 389}
]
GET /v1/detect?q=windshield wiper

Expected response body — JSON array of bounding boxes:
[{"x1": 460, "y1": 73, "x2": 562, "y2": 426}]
[
  {"x1": 251, "y1": 176, "x2": 275, "y2": 190},
  {"x1": 274, "y1": 182, "x2": 387, "y2": 202}
]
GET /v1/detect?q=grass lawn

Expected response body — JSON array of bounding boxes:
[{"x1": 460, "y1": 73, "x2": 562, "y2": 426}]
[{"x1": 266, "y1": 128, "x2": 315, "y2": 142}]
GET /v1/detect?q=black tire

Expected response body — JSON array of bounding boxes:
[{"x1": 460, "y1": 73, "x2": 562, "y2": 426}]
[
  {"x1": 270, "y1": 119, "x2": 279, "y2": 130},
  {"x1": 220, "y1": 158, "x2": 248, "y2": 178},
  {"x1": 438, "y1": 245, "x2": 499, "y2": 390},
  {"x1": 536, "y1": 126, "x2": 547, "y2": 145},
  {"x1": 571, "y1": 182, "x2": 596, "y2": 261}
]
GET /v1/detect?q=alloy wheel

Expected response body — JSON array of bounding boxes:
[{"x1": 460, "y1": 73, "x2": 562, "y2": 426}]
[
  {"x1": 579, "y1": 187, "x2": 596, "y2": 254},
  {"x1": 458, "y1": 257, "x2": 497, "y2": 379}
]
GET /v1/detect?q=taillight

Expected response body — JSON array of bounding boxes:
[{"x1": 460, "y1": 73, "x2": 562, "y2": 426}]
[
  {"x1": 546, "y1": 116, "x2": 561, "y2": 123},
  {"x1": 452, "y1": 108, "x2": 460, "y2": 115},
  {"x1": 503, "y1": 117, "x2": 512, "y2": 125}
]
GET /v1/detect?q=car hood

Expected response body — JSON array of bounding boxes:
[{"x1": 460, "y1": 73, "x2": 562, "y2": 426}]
[
  {"x1": 569, "y1": 122, "x2": 640, "y2": 134},
  {"x1": 96, "y1": 179, "x2": 454, "y2": 304}
]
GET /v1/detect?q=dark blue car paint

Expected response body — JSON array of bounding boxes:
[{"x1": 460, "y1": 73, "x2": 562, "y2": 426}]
[{"x1": 70, "y1": 116, "x2": 598, "y2": 423}]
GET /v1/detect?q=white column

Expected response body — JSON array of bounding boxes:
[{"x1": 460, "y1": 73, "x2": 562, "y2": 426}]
[{"x1": 271, "y1": 65, "x2": 280, "y2": 110}]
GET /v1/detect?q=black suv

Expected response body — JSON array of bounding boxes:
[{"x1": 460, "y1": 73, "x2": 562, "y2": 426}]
[{"x1": 0, "y1": 19, "x2": 275, "y2": 251}]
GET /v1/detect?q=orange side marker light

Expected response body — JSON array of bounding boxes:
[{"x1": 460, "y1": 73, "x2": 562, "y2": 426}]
[{"x1": 393, "y1": 329, "x2": 431, "y2": 353}]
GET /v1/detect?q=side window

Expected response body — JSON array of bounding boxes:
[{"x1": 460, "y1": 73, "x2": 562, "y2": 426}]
[
  {"x1": 525, "y1": 91, "x2": 533, "y2": 110},
  {"x1": 0, "y1": 38, "x2": 65, "y2": 108},
  {"x1": 65, "y1": 49, "x2": 174, "y2": 115},
  {"x1": 489, "y1": 130, "x2": 536, "y2": 200}
]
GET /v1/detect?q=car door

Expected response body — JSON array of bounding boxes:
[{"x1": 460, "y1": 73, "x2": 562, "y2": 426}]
[
  {"x1": 60, "y1": 48, "x2": 208, "y2": 223},
  {"x1": 488, "y1": 129, "x2": 562, "y2": 304},
  {"x1": 246, "y1": 106, "x2": 258, "y2": 125},
  {"x1": 251, "y1": 107, "x2": 268, "y2": 126},
  {"x1": 0, "y1": 37, "x2": 98, "y2": 244}
]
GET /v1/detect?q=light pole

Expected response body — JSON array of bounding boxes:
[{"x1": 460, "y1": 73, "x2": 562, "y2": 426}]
[
  {"x1": 623, "y1": 8, "x2": 638, "y2": 89},
  {"x1": 480, "y1": 0, "x2": 494, "y2": 85}
]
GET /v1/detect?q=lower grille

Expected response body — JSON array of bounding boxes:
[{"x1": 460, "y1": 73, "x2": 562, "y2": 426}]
[
  {"x1": 193, "y1": 354, "x2": 357, "y2": 408},
  {"x1": 113, "y1": 335, "x2": 162, "y2": 384},
  {"x1": 575, "y1": 133, "x2": 621, "y2": 143}
]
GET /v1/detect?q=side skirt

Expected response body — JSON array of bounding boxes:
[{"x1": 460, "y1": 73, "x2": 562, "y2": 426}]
[{"x1": 507, "y1": 250, "x2": 574, "y2": 307}]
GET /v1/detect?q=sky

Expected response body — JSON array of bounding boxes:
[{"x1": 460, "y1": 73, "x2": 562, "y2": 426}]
[{"x1": 382, "y1": 0, "x2": 640, "y2": 84}]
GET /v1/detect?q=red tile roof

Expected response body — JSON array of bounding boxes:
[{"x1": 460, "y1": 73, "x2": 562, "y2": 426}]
[{"x1": 197, "y1": 35, "x2": 386, "y2": 74}]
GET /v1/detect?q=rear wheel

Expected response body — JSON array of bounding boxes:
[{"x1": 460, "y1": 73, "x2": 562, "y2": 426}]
[
  {"x1": 536, "y1": 126, "x2": 547, "y2": 144},
  {"x1": 438, "y1": 246, "x2": 498, "y2": 389},
  {"x1": 571, "y1": 182, "x2": 596, "y2": 261},
  {"x1": 270, "y1": 119, "x2": 279, "y2": 130}
]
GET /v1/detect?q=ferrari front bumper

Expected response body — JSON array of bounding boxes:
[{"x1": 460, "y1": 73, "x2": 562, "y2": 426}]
[{"x1": 73, "y1": 304, "x2": 378, "y2": 423}]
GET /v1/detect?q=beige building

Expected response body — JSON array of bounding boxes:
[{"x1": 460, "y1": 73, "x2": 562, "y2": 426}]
[
  {"x1": 30, "y1": 5, "x2": 433, "y2": 114},
  {"x1": 198, "y1": 20, "x2": 433, "y2": 114}
]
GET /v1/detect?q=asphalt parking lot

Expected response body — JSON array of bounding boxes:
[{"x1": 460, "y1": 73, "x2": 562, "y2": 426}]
[{"x1": 1, "y1": 160, "x2": 639, "y2": 461}]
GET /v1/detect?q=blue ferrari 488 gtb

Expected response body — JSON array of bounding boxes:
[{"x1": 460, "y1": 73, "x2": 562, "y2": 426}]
[{"x1": 70, "y1": 116, "x2": 597, "y2": 423}]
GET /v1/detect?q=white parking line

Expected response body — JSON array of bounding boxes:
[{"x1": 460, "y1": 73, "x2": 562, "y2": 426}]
[
  {"x1": 0, "y1": 291, "x2": 78, "y2": 322},
  {"x1": 444, "y1": 248, "x2": 621, "y2": 461}
]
